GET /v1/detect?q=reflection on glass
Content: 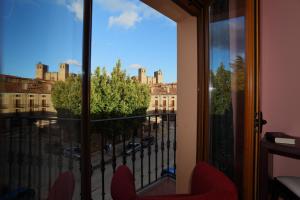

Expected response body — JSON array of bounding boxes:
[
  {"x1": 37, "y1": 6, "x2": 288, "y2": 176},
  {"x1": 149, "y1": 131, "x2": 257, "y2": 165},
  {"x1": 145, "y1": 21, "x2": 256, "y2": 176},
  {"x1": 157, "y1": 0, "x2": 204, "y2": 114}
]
[
  {"x1": 0, "y1": 0, "x2": 82, "y2": 199},
  {"x1": 209, "y1": 0, "x2": 246, "y2": 193}
]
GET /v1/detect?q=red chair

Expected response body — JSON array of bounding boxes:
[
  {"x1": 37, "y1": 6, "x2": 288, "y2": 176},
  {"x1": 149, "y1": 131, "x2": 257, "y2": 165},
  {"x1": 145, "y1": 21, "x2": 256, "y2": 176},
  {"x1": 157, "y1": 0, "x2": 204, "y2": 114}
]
[
  {"x1": 48, "y1": 171, "x2": 75, "y2": 200},
  {"x1": 111, "y1": 162, "x2": 238, "y2": 200}
]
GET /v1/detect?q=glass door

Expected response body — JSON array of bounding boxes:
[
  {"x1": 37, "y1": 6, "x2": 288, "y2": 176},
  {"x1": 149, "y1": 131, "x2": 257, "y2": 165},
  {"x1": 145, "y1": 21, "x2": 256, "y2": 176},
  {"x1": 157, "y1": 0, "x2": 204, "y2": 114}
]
[
  {"x1": 208, "y1": 0, "x2": 247, "y2": 196},
  {"x1": 0, "y1": 0, "x2": 84, "y2": 199}
]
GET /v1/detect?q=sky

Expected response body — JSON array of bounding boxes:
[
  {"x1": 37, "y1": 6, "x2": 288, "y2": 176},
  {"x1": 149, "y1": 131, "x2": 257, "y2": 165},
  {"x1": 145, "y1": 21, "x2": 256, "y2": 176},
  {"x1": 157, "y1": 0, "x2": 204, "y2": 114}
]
[
  {"x1": 0, "y1": 0, "x2": 177, "y2": 83},
  {"x1": 0, "y1": 0, "x2": 245, "y2": 83}
]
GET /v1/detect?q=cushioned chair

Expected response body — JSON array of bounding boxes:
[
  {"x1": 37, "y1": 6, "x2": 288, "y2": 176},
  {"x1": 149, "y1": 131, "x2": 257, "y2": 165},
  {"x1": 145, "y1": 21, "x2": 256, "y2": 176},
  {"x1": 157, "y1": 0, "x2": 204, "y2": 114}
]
[
  {"x1": 111, "y1": 162, "x2": 238, "y2": 200},
  {"x1": 272, "y1": 176, "x2": 300, "y2": 200},
  {"x1": 48, "y1": 171, "x2": 75, "y2": 200}
]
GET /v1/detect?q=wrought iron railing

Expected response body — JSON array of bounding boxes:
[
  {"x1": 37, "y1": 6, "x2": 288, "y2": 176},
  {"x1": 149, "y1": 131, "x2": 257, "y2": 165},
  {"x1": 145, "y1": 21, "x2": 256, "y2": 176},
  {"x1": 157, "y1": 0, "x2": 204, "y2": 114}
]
[{"x1": 0, "y1": 113, "x2": 176, "y2": 200}]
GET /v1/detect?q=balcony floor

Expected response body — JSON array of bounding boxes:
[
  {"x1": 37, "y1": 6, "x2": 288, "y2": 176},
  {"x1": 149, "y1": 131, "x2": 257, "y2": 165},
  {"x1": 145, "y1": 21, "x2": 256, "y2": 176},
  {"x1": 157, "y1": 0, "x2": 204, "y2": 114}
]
[{"x1": 138, "y1": 177, "x2": 176, "y2": 197}]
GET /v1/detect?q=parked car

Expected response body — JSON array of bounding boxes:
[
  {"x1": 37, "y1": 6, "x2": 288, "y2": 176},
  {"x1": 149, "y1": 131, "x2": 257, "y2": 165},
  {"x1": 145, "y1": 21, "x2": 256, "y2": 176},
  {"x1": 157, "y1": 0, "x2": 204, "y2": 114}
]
[
  {"x1": 161, "y1": 167, "x2": 176, "y2": 179},
  {"x1": 63, "y1": 147, "x2": 81, "y2": 159},
  {"x1": 141, "y1": 136, "x2": 155, "y2": 148},
  {"x1": 125, "y1": 142, "x2": 141, "y2": 155}
]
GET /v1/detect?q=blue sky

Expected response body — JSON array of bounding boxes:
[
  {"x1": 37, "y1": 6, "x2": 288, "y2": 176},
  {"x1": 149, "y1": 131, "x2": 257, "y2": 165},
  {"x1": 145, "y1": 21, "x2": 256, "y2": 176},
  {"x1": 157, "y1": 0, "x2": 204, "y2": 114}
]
[
  {"x1": 0, "y1": 0, "x2": 177, "y2": 83},
  {"x1": 0, "y1": 0, "x2": 245, "y2": 82}
]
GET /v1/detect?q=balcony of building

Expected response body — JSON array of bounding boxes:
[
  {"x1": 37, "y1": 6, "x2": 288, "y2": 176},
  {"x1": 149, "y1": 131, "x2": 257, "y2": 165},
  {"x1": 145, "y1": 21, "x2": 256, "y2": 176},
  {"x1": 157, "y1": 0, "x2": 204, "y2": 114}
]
[{"x1": 0, "y1": 113, "x2": 177, "y2": 200}]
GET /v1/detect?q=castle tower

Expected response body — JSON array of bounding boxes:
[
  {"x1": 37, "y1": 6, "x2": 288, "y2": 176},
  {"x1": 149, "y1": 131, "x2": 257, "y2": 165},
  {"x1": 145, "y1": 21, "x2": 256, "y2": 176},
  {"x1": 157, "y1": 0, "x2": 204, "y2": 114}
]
[
  {"x1": 58, "y1": 63, "x2": 69, "y2": 81},
  {"x1": 154, "y1": 70, "x2": 163, "y2": 84},
  {"x1": 138, "y1": 68, "x2": 147, "y2": 84},
  {"x1": 35, "y1": 63, "x2": 48, "y2": 80}
]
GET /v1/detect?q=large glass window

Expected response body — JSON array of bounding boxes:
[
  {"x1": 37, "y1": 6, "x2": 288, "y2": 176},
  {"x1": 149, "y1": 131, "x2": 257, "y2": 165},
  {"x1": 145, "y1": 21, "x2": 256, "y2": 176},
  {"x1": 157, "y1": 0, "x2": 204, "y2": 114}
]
[
  {"x1": 209, "y1": 0, "x2": 246, "y2": 193},
  {"x1": 0, "y1": 1, "x2": 83, "y2": 199}
]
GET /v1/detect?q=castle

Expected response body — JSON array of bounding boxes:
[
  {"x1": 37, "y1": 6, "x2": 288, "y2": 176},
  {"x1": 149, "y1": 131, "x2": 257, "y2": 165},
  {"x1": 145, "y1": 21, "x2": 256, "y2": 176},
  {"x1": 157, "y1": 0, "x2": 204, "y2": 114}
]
[
  {"x1": 35, "y1": 62, "x2": 70, "y2": 81},
  {"x1": 132, "y1": 68, "x2": 163, "y2": 85}
]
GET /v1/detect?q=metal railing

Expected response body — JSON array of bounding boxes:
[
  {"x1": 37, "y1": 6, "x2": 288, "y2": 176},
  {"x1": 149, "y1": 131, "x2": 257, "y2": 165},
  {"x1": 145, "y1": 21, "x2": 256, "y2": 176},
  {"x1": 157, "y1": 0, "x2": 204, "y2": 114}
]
[{"x1": 0, "y1": 113, "x2": 176, "y2": 200}]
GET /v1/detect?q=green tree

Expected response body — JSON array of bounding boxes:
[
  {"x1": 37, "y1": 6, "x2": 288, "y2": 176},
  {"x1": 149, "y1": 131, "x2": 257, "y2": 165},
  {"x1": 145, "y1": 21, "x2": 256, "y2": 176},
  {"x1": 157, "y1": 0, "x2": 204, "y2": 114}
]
[
  {"x1": 52, "y1": 59, "x2": 150, "y2": 119},
  {"x1": 211, "y1": 62, "x2": 232, "y2": 115},
  {"x1": 231, "y1": 55, "x2": 245, "y2": 92},
  {"x1": 51, "y1": 76, "x2": 81, "y2": 117}
]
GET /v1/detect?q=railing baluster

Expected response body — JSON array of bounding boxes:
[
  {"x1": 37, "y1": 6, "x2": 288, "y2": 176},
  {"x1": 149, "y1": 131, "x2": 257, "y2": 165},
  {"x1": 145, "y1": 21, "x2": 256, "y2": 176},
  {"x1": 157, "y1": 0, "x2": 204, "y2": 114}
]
[
  {"x1": 38, "y1": 120, "x2": 42, "y2": 199},
  {"x1": 131, "y1": 130, "x2": 136, "y2": 181},
  {"x1": 167, "y1": 114, "x2": 170, "y2": 172},
  {"x1": 155, "y1": 115, "x2": 158, "y2": 181},
  {"x1": 112, "y1": 130, "x2": 116, "y2": 173},
  {"x1": 28, "y1": 119, "x2": 33, "y2": 188},
  {"x1": 147, "y1": 116, "x2": 151, "y2": 185},
  {"x1": 161, "y1": 115, "x2": 165, "y2": 176},
  {"x1": 8, "y1": 118, "x2": 13, "y2": 189},
  {"x1": 122, "y1": 125, "x2": 127, "y2": 165},
  {"x1": 18, "y1": 119, "x2": 23, "y2": 187},
  {"x1": 173, "y1": 115, "x2": 176, "y2": 170},
  {"x1": 101, "y1": 131, "x2": 105, "y2": 200},
  {"x1": 68, "y1": 123, "x2": 73, "y2": 171},
  {"x1": 48, "y1": 119, "x2": 52, "y2": 192},
  {"x1": 140, "y1": 125, "x2": 144, "y2": 188},
  {"x1": 58, "y1": 126, "x2": 63, "y2": 174}
]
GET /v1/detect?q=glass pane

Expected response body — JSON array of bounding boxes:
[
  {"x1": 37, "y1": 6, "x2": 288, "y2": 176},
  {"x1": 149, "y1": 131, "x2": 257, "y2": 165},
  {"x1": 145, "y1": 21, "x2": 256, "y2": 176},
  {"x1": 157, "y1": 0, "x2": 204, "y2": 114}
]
[
  {"x1": 0, "y1": 1, "x2": 83, "y2": 199},
  {"x1": 90, "y1": 1, "x2": 177, "y2": 199},
  {"x1": 209, "y1": 0, "x2": 246, "y2": 192}
]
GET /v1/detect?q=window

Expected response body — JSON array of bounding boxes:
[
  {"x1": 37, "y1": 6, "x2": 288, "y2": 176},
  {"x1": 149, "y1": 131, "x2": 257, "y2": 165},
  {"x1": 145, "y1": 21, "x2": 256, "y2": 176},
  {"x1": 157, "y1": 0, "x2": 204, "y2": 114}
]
[
  {"x1": 29, "y1": 99, "x2": 34, "y2": 107},
  {"x1": 170, "y1": 100, "x2": 175, "y2": 107},
  {"x1": 15, "y1": 99, "x2": 21, "y2": 108},
  {"x1": 42, "y1": 99, "x2": 46, "y2": 107},
  {"x1": 163, "y1": 100, "x2": 166, "y2": 107}
]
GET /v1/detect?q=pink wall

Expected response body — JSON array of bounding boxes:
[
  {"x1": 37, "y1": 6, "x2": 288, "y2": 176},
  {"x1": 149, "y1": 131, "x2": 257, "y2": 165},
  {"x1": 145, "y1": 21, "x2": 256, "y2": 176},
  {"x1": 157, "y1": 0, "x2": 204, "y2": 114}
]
[{"x1": 260, "y1": 0, "x2": 300, "y2": 176}]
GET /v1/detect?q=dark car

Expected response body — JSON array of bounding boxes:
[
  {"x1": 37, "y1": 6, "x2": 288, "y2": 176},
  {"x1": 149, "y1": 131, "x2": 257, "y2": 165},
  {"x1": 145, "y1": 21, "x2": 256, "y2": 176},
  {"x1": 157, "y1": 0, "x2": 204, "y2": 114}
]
[
  {"x1": 161, "y1": 167, "x2": 176, "y2": 179},
  {"x1": 141, "y1": 136, "x2": 155, "y2": 148},
  {"x1": 63, "y1": 147, "x2": 81, "y2": 159},
  {"x1": 125, "y1": 142, "x2": 142, "y2": 155}
]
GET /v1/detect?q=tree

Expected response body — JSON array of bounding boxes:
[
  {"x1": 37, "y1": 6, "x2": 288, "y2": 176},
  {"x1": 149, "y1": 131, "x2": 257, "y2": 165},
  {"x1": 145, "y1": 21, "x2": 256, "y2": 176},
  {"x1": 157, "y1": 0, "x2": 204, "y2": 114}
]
[
  {"x1": 52, "y1": 59, "x2": 150, "y2": 119},
  {"x1": 210, "y1": 62, "x2": 232, "y2": 115},
  {"x1": 51, "y1": 76, "x2": 81, "y2": 117},
  {"x1": 231, "y1": 56, "x2": 245, "y2": 92}
]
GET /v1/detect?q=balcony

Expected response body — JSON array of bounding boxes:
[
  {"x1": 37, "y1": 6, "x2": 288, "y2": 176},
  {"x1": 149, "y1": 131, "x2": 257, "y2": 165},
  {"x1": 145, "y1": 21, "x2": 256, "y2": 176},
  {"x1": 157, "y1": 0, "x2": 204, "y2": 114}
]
[
  {"x1": 15, "y1": 104, "x2": 25, "y2": 108},
  {"x1": 29, "y1": 104, "x2": 40, "y2": 108},
  {"x1": 0, "y1": 113, "x2": 176, "y2": 200},
  {"x1": 0, "y1": 104, "x2": 8, "y2": 109}
]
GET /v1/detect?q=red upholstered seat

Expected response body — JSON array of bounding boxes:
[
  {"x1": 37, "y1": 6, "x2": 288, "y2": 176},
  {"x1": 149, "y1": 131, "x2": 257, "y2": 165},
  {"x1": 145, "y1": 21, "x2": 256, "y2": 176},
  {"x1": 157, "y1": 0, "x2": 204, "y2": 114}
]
[
  {"x1": 111, "y1": 162, "x2": 238, "y2": 200},
  {"x1": 48, "y1": 171, "x2": 75, "y2": 200}
]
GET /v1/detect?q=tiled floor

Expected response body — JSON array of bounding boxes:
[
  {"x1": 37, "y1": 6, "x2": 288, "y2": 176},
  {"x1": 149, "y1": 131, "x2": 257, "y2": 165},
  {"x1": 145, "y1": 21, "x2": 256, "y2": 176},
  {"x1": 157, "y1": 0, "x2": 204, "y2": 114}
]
[{"x1": 138, "y1": 177, "x2": 176, "y2": 196}]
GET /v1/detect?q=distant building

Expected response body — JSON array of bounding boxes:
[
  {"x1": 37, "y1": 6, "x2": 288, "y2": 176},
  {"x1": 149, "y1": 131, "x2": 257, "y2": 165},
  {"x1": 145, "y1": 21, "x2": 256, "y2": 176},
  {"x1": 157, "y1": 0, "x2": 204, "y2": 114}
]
[
  {"x1": 138, "y1": 68, "x2": 163, "y2": 85},
  {"x1": 36, "y1": 62, "x2": 70, "y2": 81},
  {"x1": 0, "y1": 74, "x2": 55, "y2": 115},
  {"x1": 135, "y1": 68, "x2": 177, "y2": 114},
  {"x1": 148, "y1": 83, "x2": 177, "y2": 114}
]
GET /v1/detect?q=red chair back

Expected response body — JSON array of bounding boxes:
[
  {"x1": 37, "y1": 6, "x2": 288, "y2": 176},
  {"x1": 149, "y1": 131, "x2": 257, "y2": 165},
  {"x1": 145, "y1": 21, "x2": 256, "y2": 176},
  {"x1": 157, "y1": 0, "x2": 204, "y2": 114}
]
[
  {"x1": 191, "y1": 162, "x2": 238, "y2": 200},
  {"x1": 48, "y1": 171, "x2": 75, "y2": 200},
  {"x1": 111, "y1": 165, "x2": 137, "y2": 200}
]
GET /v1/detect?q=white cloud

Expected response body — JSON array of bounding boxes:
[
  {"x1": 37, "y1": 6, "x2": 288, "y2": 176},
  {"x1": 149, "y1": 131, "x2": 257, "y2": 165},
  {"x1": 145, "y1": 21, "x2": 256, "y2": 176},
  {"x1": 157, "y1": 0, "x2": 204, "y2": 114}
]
[
  {"x1": 56, "y1": 0, "x2": 165, "y2": 27},
  {"x1": 129, "y1": 64, "x2": 143, "y2": 69},
  {"x1": 63, "y1": 59, "x2": 82, "y2": 66},
  {"x1": 109, "y1": 11, "x2": 141, "y2": 29},
  {"x1": 56, "y1": 0, "x2": 83, "y2": 21},
  {"x1": 66, "y1": 0, "x2": 83, "y2": 21},
  {"x1": 96, "y1": 0, "x2": 161, "y2": 29}
]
